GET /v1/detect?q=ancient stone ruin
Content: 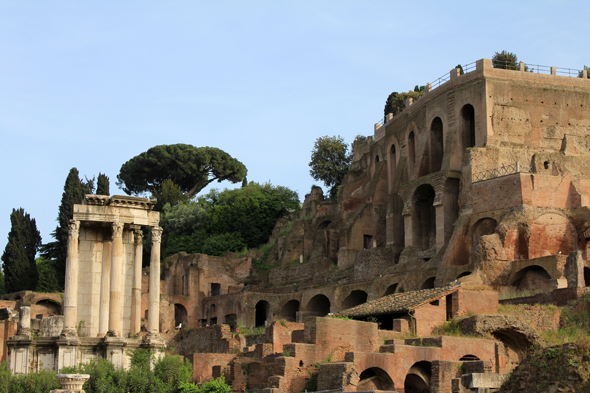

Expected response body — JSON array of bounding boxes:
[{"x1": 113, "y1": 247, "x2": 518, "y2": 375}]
[{"x1": 3, "y1": 58, "x2": 590, "y2": 392}]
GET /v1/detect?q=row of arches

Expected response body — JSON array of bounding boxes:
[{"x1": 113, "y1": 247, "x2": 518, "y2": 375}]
[
  {"x1": 356, "y1": 356, "x2": 480, "y2": 392},
  {"x1": 384, "y1": 104, "x2": 476, "y2": 184}
]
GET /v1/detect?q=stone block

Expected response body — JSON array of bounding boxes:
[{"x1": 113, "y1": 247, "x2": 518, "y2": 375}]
[{"x1": 461, "y1": 373, "x2": 509, "y2": 389}]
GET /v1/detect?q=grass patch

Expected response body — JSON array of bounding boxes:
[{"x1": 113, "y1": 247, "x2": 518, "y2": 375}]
[
  {"x1": 236, "y1": 319, "x2": 266, "y2": 335},
  {"x1": 432, "y1": 318, "x2": 464, "y2": 337},
  {"x1": 540, "y1": 304, "x2": 590, "y2": 346}
]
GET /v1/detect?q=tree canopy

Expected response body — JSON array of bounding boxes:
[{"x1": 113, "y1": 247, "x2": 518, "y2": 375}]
[
  {"x1": 41, "y1": 167, "x2": 94, "y2": 289},
  {"x1": 96, "y1": 172, "x2": 110, "y2": 196},
  {"x1": 116, "y1": 144, "x2": 247, "y2": 199},
  {"x1": 162, "y1": 182, "x2": 300, "y2": 257},
  {"x1": 309, "y1": 135, "x2": 352, "y2": 199},
  {"x1": 2, "y1": 208, "x2": 41, "y2": 293},
  {"x1": 492, "y1": 50, "x2": 520, "y2": 70},
  {"x1": 384, "y1": 86, "x2": 425, "y2": 121}
]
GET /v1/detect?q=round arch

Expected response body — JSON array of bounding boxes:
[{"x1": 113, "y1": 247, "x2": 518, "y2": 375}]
[
  {"x1": 280, "y1": 300, "x2": 300, "y2": 322},
  {"x1": 510, "y1": 265, "x2": 552, "y2": 291},
  {"x1": 342, "y1": 290, "x2": 368, "y2": 310},
  {"x1": 430, "y1": 117, "x2": 444, "y2": 173},
  {"x1": 255, "y1": 300, "x2": 271, "y2": 327},
  {"x1": 412, "y1": 184, "x2": 436, "y2": 251},
  {"x1": 460, "y1": 104, "x2": 476, "y2": 151},
  {"x1": 34, "y1": 299, "x2": 61, "y2": 316},
  {"x1": 357, "y1": 367, "x2": 394, "y2": 391},
  {"x1": 174, "y1": 304, "x2": 188, "y2": 328},
  {"x1": 305, "y1": 294, "x2": 331, "y2": 317},
  {"x1": 383, "y1": 283, "x2": 398, "y2": 296},
  {"x1": 404, "y1": 361, "x2": 431, "y2": 393},
  {"x1": 421, "y1": 277, "x2": 436, "y2": 289}
]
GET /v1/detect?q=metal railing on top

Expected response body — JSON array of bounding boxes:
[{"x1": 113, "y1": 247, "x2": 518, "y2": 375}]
[{"x1": 472, "y1": 162, "x2": 532, "y2": 183}]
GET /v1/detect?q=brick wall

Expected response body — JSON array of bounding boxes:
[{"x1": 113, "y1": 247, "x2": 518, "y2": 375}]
[{"x1": 191, "y1": 353, "x2": 236, "y2": 383}]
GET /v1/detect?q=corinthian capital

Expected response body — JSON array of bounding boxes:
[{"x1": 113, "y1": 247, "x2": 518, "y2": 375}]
[
  {"x1": 69, "y1": 220, "x2": 80, "y2": 238},
  {"x1": 134, "y1": 229, "x2": 144, "y2": 244},
  {"x1": 111, "y1": 222, "x2": 124, "y2": 239},
  {"x1": 151, "y1": 227, "x2": 163, "y2": 244}
]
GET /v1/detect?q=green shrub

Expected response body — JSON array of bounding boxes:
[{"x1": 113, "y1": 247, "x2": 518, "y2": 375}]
[
  {"x1": 0, "y1": 365, "x2": 60, "y2": 393},
  {"x1": 179, "y1": 375, "x2": 232, "y2": 393}
]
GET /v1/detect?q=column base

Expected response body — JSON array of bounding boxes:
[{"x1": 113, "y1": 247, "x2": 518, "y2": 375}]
[
  {"x1": 106, "y1": 330, "x2": 120, "y2": 338},
  {"x1": 60, "y1": 328, "x2": 79, "y2": 340}
]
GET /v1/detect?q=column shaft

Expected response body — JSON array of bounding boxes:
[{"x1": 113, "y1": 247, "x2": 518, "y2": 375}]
[
  {"x1": 148, "y1": 227, "x2": 162, "y2": 335},
  {"x1": 98, "y1": 238, "x2": 112, "y2": 336},
  {"x1": 130, "y1": 228, "x2": 143, "y2": 335},
  {"x1": 62, "y1": 220, "x2": 80, "y2": 336},
  {"x1": 108, "y1": 222, "x2": 123, "y2": 337}
]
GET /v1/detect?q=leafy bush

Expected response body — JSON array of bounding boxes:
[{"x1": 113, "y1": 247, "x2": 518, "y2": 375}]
[
  {"x1": 179, "y1": 375, "x2": 232, "y2": 393},
  {"x1": 61, "y1": 349, "x2": 192, "y2": 393},
  {"x1": 0, "y1": 364, "x2": 60, "y2": 393}
]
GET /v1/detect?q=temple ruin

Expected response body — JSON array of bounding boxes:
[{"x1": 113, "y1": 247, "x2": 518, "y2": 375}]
[{"x1": 3, "y1": 58, "x2": 590, "y2": 391}]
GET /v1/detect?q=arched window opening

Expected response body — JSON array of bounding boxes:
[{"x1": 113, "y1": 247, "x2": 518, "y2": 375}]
[
  {"x1": 408, "y1": 132, "x2": 416, "y2": 166},
  {"x1": 404, "y1": 361, "x2": 431, "y2": 393},
  {"x1": 35, "y1": 299, "x2": 61, "y2": 316},
  {"x1": 430, "y1": 117, "x2": 444, "y2": 173},
  {"x1": 280, "y1": 300, "x2": 300, "y2": 322},
  {"x1": 460, "y1": 354, "x2": 480, "y2": 361},
  {"x1": 390, "y1": 145, "x2": 397, "y2": 180},
  {"x1": 412, "y1": 184, "x2": 436, "y2": 251},
  {"x1": 383, "y1": 283, "x2": 398, "y2": 296},
  {"x1": 342, "y1": 290, "x2": 368, "y2": 310},
  {"x1": 305, "y1": 295, "x2": 331, "y2": 317},
  {"x1": 255, "y1": 300, "x2": 271, "y2": 327},
  {"x1": 375, "y1": 155, "x2": 380, "y2": 163},
  {"x1": 584, "y1": 267, "x2": 590, "y2": 287},
  {"x1": 511, "y1": 265, "x2": 552, "y2": 292},
  {"x1": 457, "y1": 271, "x2": 472, "y2": 279},
  {"x1": 471, "y1": 218, "x2": 498, "y2": 263},
  {"x1": 461, "y1": 104, "x2": 476, "y2": 151},
  {"x1": 174, "y1": 304, "x2": 188, "y2": 328},
  {"x1": 444, "y1": 178, "x2": 460, "y2": 244},
  {"x1": 421, "y1": 277, "x2": 436, "y2": 289},
  {"x1": 357, "y1": 368, "x2": 394, "y2": 391}
]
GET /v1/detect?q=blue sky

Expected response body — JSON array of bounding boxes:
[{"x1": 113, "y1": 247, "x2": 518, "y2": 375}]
[{"x1": 1, "y1": 1, "x2": 589, "y2": 254}]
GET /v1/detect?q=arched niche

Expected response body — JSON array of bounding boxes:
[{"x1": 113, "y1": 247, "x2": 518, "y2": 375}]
[
  {"x1": 471, "y1": 218, "x2": 498, "y2": 262},
  {"x1": 357, "y1": 367, "x2": 394, "y2": 391},
  {"x1": 305, "y1": 294, "x2": 331, "y2": 317},
  {"x1": 510, "y1": 265, "x2": 552, "y2": 292},
  {"x1": 405, "y1": 361, "x2": 431, "y2": 393},
  {"x1": 412, "y1": 184, "x2": 436, "y2": 251},
  {"x1": 174, "y1": 304, "x2": 188, "y2": 328},
  {"x1": 430, "y1": 117, "x2": 444, "y2": 173},
  {"x1": 461, "y1": 104, "x2": 476, "y2": 152},
  {"x1": 383, "y1": 283, "x2": 398, "y2": 296},
  {"x1": 342, "y1": 290, "x2": 368, "y2": 310},
  {"x1": 421, "y1": 277, "x2": 436, "y2": 289},
  {"x1": 280, "y1": 300, "x2": 300, "y2": 322},
  {"x1": 255, "y1": 300, "x2": 271, "y2": 327}
]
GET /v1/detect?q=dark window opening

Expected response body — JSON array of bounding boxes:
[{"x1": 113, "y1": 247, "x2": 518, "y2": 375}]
[
  {"x1": 211, "y1": 283, "x2": 221, "y2": 296},
  {"x1": 364, "y1": 235, "x2": 374, "y2": 250}
]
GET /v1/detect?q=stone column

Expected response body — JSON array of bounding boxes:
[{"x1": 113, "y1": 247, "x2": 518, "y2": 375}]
[
  {"x1": 130, "y1": 228, "x2": 143, "y2": 336},
  {"x1": 98, "y1": 233, "x2": 112, "y2": 336},
  {"x1": 148, "y1": 227, "x2": 162, "y2": 335},
  {"x1": 108, "y1": 222, "x2": 123, "y2": 337},
  {"x1": 17, "y1": 306, "x2": 31, "y2": 336},
  {"x1": 62, "y1": 220, "x2": 80, "y2": 337}
]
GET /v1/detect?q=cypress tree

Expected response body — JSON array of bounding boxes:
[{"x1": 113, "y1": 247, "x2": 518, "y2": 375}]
[
  {"x1": 96, "y1": 173, "x2": 110, "y2": 196},
  {"x1": 1, "y1": 208, "x2": 41, "y2": 293},
  {"x1": 41, "y1": 168, "x2": 94, "y2": 289}
]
